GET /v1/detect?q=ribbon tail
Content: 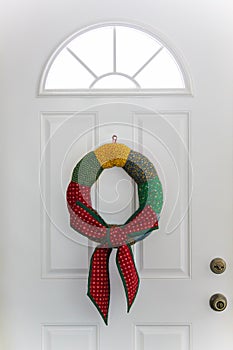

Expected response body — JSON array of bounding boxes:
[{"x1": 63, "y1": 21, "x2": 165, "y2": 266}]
[
  {"x1": 87, "y1": 247, "x2": 112, "y2": 325},
  {"x1": 116, "y1": 244, "x2": 140, "y2": 313}
]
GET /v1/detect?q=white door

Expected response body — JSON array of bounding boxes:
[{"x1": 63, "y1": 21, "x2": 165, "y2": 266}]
[{"x1": 1, "y1": 2, "x2": 233, "y2": 350}]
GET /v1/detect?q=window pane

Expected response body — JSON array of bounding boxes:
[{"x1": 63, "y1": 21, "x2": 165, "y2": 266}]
[
  {"x1": 92, "y1": 74, "x2": 137, "y2": 89},
  {"x1": 136, "y1": 48, "x2": 185, "y2": 88},
  {"x1": 68, "y1": 26, "x2": 114, "y2": 77},
  {"x1": 42, "y1": 24, "x2": 188, "y2": 92},
  {"x1": 116, "y1": 26, "x2": 162, "y2": 76},
  {"x1": 45, "y1": 49, "x2": 94, "y2": 89}
]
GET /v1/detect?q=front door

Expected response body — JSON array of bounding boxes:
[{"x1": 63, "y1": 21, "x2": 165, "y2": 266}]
[{"x1": 1, "y1": 2, "x2": 233, "y2": 350}]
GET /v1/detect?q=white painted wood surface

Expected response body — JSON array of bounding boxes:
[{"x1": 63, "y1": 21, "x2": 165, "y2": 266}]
[{"x1": 1, "y1": 1, "x2": 233, "y2": 349}]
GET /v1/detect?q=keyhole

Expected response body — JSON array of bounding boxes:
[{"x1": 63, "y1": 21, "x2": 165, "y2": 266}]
[{"x1": 216, "y1": 301, "x2": 224, "y2": 309}]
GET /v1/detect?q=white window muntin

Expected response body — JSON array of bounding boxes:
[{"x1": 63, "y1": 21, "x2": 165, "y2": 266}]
[{"x1": 39, "y1": 22, "x2": 192, "y2": 96}]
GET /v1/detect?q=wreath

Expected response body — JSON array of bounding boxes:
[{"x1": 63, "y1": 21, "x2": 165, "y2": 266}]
[{"x1": 66, "y1": 137, "x2": 163, "y2": 324}]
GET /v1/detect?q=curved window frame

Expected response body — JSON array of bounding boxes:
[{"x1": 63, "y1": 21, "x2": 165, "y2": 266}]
[{"x1": 38, "y1": 22, "x2": 192, "y2": 96}]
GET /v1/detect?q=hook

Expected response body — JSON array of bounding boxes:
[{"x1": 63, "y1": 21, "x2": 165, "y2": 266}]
[{"x1": 112, "y1": 135, "x2": 117, "y2": 143}]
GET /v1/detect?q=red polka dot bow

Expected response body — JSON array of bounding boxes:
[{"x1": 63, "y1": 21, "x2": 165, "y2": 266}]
[{"x1": 66, "y1": 143, "x2": 163, "y2": 324}]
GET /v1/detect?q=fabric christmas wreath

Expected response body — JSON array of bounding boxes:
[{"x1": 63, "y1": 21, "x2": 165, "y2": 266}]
[{"x1": 66, "y1": 141, "x2": 163, "y2": 324}]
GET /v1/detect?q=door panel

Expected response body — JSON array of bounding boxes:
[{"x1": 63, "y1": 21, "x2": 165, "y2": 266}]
[
  {"x1": 40, "y1": 106, "x2": 190, "y2": 280},
  {"x1": 1, "y1": 1, "x2": 233, "y2": 350}
]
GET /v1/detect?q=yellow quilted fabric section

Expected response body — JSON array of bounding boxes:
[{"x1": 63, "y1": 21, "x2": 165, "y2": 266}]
[{"x1": 94, "y1": 143, "x2": 131, "y2": 169}]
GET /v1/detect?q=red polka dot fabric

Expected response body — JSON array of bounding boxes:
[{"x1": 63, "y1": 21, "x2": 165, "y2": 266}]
[
  {"x1": 67, "y1": 182, "x2": 92, "y2": 207},
  {"x1": 66, "y1": 144, "x2": 163, "y2": 325},
  {"x1": 67, "y1": 182, "x2": 106, "y2": 242},
  {"x1": 121, "y1": 205, "x2": 158, "y2": 234},
  {"x1": 87, "y1": 248, "x2": 112, "y2": 324},
  {"x1": 116, "y1": 245, "x2": 139, "y2": 311},
  {"x1": 87, "y1": 244, "x2": 139, "y2": 325}
]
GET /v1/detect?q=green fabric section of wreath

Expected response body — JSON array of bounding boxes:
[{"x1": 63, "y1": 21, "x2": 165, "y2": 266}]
[
  {"x1": 123, "y1": 150, "x2": 157, "y2": 184},
  {"x1": 72, "y1": 151, "x2": 103, "y2": 186},
  {"x1": 138, "y1": 176, "x2": 163, "y2": 215}
]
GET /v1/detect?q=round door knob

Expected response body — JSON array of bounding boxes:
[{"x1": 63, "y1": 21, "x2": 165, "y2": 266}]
[{"x1": 209, "y1": 293, "x2": 227, "y2": 311}]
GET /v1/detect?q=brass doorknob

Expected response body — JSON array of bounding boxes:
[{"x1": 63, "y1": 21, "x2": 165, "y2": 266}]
[{"x1": 209, "y1": 293, "x2": 227, "y2": 311}]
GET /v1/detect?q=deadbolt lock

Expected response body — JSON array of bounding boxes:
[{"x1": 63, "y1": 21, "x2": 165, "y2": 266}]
[
  {"x1": 209, "y1": 293, "x2": 227, "y2": 312},
  {"x1": 210, "y1": 258, "x2": 226, "y2": 274}
]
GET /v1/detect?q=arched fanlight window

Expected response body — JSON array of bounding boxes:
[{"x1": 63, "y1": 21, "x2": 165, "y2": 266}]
[{"x1": 39, "y1": 23, "x2": 191, "y2": 95}]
